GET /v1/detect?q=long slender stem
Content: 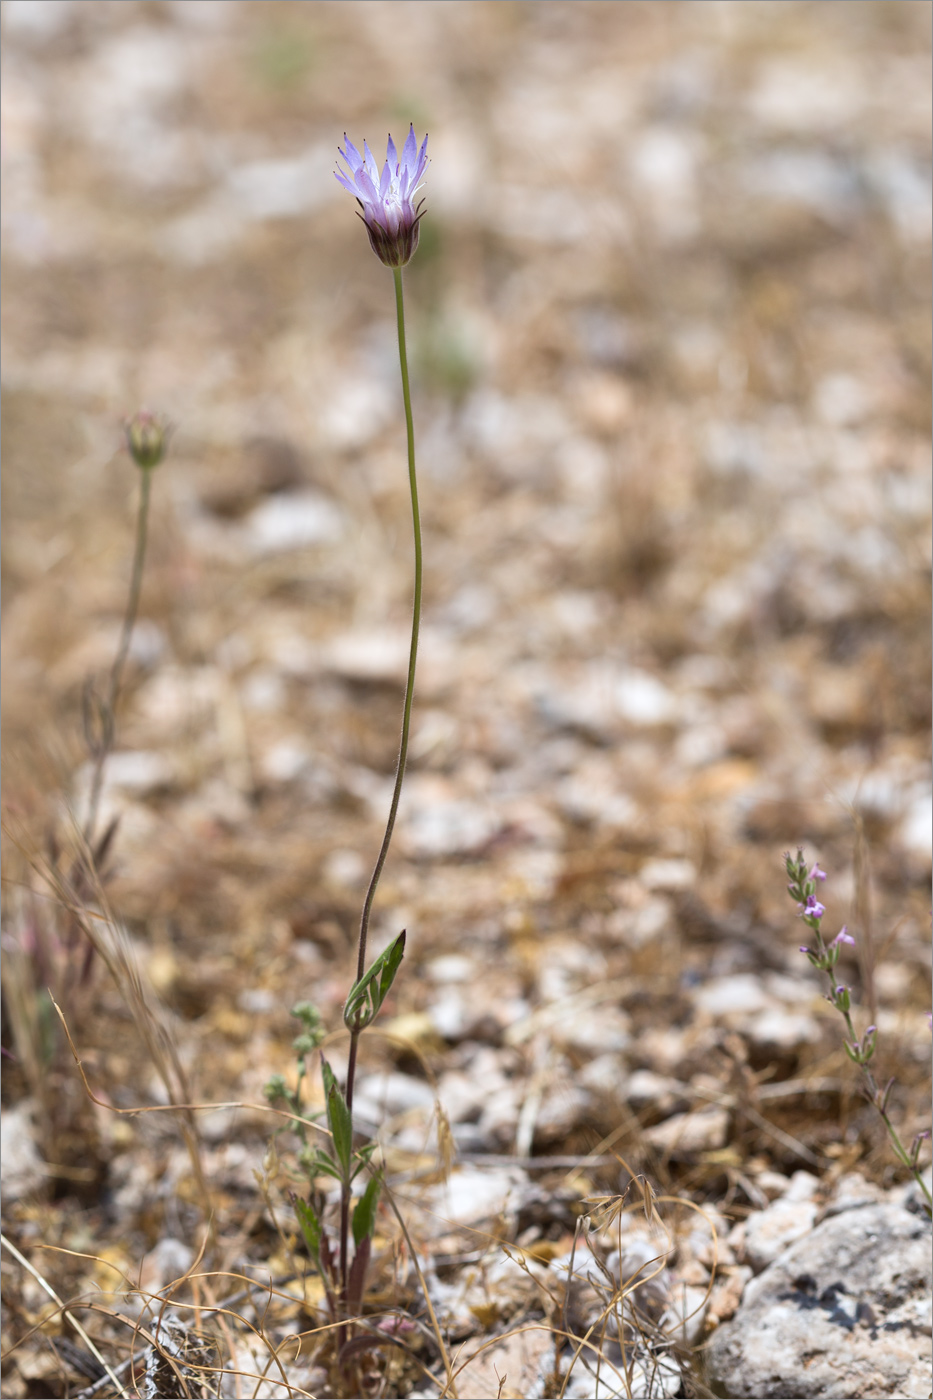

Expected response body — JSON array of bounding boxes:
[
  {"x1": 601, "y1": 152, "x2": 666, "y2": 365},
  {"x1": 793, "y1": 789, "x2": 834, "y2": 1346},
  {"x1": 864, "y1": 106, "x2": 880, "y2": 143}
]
[
  {"x1": 340, "y1": 265, "x2": 423, "y2": 1298},
  {"x1": 83, "y1": 466, "x2": 153, "y2": 847}
]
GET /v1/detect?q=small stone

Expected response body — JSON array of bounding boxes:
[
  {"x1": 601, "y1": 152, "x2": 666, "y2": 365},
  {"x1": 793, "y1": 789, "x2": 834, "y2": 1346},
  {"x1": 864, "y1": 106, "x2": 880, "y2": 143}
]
[
  {"x1": 639, "y1": 857, "x2": 696, "y2": 891},
  {"x1": 643, "y1": 1106, "x2": 729, "y2": 1154},
  {"x1": 428, "y1": 1166, "x2": 528, "y2": 1229},
  {"x1": 695, "y1": 974, "x2": 770, "y2": 1017},
  {"x1": 623, "y1": 1069, "x2": 689, "y2": 1114},
  {"x1": 402, "y1": 793, "x2": 500, "y2": 860},
  {"x1": 426, "y1": 954, "x2": 475, "y2": 984},
  {"x1": 322, "y1": 629, "x2": 409, "y2": 686},
  {"x1": 0, "y1": 1100, "x2": 42, "y2": 1201},
  {"x1": 244, "y1": 491, "x2": 344, "y2": 554},
  {"x1": 707, "y1": 1265, "x2": 754, "y2": 1327},
  {"x1": 742, "y1": 1197, "x2": 819, "y2": 1273},
  {"x1": 551, "y1": 1005, "x2": 630, "y2": 1055},
  {"x1": 352, "y1": 1071, "x2": 435, "y2": 1128},
  {"x1": 745, "y1": 1006, "x2": 822, "y2": 1051},
  {"x1": 95, "y1": 750, "x2": 176, "y2": 796},
  {"x1": 258, "y1": 739, "x2": 310, "y2": 784}
]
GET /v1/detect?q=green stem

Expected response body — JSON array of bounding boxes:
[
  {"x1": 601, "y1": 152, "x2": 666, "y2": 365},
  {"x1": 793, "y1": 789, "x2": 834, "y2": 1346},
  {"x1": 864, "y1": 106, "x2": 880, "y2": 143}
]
[
  {"x1": 340, "y1": 265, "x2": 423, "y2": 1298},
  {"x1": 83, "y1": 466, "x2": 153, "y2": 848},
  {"x1": 823, "y1": 967, "x2": 932, "y2": 1210}
]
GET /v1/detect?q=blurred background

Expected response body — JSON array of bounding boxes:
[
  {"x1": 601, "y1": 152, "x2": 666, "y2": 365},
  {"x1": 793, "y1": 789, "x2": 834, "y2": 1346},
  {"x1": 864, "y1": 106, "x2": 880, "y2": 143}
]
[{"x1": 1, "y1": 0, "x2": 931, "y2": 1367}]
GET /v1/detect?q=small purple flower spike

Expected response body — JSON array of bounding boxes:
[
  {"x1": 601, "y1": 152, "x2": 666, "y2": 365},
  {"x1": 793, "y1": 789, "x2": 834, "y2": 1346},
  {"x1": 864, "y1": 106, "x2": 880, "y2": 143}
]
[{"x1": 335, "y1": 125, "x2": 429, "y2": 268}]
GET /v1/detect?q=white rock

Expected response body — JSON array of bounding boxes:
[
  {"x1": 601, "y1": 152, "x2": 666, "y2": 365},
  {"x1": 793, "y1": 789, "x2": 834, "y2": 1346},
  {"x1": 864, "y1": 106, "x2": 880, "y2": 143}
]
[
  {"x1": 259, "y1": 739, "x2": 310, "y2": 784},
  {"x1": 244, "y1": 492, "x2": 343, "y2": 555},
  {"x1": 897, "y1": 789, "x2": 933, "y2": 867},
  {"x1": 708, "y1": 1203, "x2": 932, "y2": 1399},
  {"x1": 1, "y1": 1100, "x2": 42, "y2": 1200},
  {"x1": 402, "y1": 794, "x2": 499, "y2": 860},
  {"x1": 814, "y1": 372, "x2": 872, "y2": 426},
  {"x1": 322, "y1": 629, "x2": 408, "y2": 685},
  {"x1": 429, "y1": 988, "x2": 469, "y2": 1041},
  {"x1": 578, "y1": 1053, "x2": 624, "y2": 1095},
  {"x1": 639, "y1": 857, "x2": 696, "y2": 891},
  {"x1": 745, "y1": 1007, "x2": 822, "y2": 1051},
  {"x1": 319, "y1": 377, "x2": 394, "y2": 450},
  {"x1": 429, "y1": 1166, "x2": 528, "y2": 1229},
  {"x1": 77, "y1": 750, "x2": 176, "y2": 800},
  {"x1": 743, "y1": 1198, "x2": 819, "y2": 1273},
  {"x1": 695, "y1": 974, "x2": 770, "y2": 1017},
  {"x1": 623, "y1": 1069, "x2": 689, "y2": 1113},
  {"x1": 240, "y1": 669, "x2": 286, "y2": 713},
  {"x1": 3, "y1": 0, "x2": 78, "y2": 38},
  {"x1": 614, "y1": 669, "x2": 679, "y2": 725},
  {"x1": 426, "y1": 954, "x2": 475, "y2": 984},
  {"x1": 352, "y1": 1071, "x2": 435, "y2": 1125},
  {"x1": 551, "y1": 1006, "x2": 630, "y2": 1055},
  {"x1": 321, "y1": 848, "x2": 365, "y2": 889},
  {"x1": 643, "y1": 1107, "x2": 729, "y2": 1154}
]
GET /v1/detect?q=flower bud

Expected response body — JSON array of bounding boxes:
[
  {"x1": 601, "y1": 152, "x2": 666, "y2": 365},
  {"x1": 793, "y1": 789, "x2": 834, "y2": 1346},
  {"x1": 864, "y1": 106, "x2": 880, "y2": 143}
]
[{"x1": 125, "y1": 410, "x2": 170, "y2": 470}]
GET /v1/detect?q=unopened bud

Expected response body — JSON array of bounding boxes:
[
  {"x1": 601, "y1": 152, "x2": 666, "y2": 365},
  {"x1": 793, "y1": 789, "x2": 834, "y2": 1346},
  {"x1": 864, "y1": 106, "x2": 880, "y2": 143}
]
[{"x1": 125, "y1": 410, "x2": 170, "y2": 470}]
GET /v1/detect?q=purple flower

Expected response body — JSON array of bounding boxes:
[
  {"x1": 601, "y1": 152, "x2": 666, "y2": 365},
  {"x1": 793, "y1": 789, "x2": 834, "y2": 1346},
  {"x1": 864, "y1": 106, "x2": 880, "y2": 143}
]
[
  {"x1": 831, "y1": 926, "x2": 855, "y2": 948},
  {"x1": 808, "y1": 863, "x2": 827, "y2": 883},
  {"x1": 335, "y1": 125, "x2": 429, "y2": 268},
  {"x1": 798, "y1": 895, "x2": 825, "y2": 920}
]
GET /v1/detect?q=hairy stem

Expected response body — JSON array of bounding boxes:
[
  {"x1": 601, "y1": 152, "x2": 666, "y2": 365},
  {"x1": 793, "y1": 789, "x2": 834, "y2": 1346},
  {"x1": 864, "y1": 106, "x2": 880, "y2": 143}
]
[
  {"x1": 340, "y1": 265, "x2": 423, "y2": 1300},
  {"x1": 83, "y1": 466, "x2": 153, "y2": 848}
]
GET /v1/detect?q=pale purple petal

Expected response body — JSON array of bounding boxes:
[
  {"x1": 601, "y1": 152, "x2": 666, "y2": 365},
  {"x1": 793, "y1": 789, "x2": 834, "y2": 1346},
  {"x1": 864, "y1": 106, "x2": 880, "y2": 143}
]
[
  {"x1": 356, "y1": 167, "x2": 384, "y2": 215},
  {"x1": 341, "y1": 134, "x2": 363, "y2": 171},
  {"x1": 379, "y1": 160, "x2": 392, "y2": 199},
  {"x1": 334, "y1": 170, "x2": 359, "y2": 196},
  {"x1": 362, "y1": 139, "x2": 381, "y2": 184},
  {"x1": 401, "y1": 123, "x2": 418, "y2": 174},
  {"x1": 386, "y1": 133, "x2": 398, "y2": 170}
]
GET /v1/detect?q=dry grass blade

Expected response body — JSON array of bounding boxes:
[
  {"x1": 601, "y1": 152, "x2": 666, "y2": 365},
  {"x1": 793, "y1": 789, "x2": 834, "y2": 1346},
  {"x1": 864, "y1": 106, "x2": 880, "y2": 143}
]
[{"x1": 0, "y1": 1234, "x2": 129, "y2": 1398}]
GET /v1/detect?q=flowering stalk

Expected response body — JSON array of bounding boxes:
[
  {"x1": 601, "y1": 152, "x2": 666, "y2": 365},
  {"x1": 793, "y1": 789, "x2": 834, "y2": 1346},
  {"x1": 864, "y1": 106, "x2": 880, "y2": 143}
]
[
  {"x1": 325, "y1": 128, "x2": 429, "y2": 1349},
  {"x1": 83, "y1": 412, "x2": 168, "y2": 849},
  {"x1": 786, "y1": 849, "x2": 931, "y2": 1208}
]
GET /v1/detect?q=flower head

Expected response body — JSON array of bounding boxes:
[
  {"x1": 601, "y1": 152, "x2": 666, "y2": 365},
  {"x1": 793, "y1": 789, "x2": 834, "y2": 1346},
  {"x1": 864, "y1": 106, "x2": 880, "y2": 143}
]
[
  {"x1": 336, "y1": 125, "x2": 429, "y2": 268},
  {"x1": 830, "y1": 926, "x2": 855, "y2": 948},
  {"x1": 124, "y1": 409, "x2": 170, "y2": 470}
]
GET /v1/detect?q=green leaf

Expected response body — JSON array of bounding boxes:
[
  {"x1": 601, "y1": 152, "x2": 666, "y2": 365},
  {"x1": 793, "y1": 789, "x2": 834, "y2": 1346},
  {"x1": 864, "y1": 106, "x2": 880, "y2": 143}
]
[
  {"x1": 352, "y1": 1172, "x2": 382, "y2": 1249},
  {"x1": 321, "y1": 1058, "x2": 353, "y2": 1178},
  {"x1": 300, "y1": 1146, "x2": 343, "y2": 1181},
  {"x1": 294, "y1": 1196, "x2": 322, "y2": 1265},
  {"x1": 343, "y1": 931, "x2": 407, "y2": 1033}
]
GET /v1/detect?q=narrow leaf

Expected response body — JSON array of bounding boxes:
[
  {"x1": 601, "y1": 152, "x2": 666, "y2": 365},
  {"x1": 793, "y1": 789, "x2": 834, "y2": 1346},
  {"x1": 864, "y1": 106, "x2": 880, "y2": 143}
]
[
  {"x1": 293, "y1": 1197, "x2": 322, "y2": 1266},
  {"x1": 343, "y1": 930, "x2": 407, "y2": 1033},
  {"x1": 321, "y1": 1058, "x2": 353, "y2": 1177},
  {"x1": 352, "y1": 1171, "x2": 382, "y2": 1249}
]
